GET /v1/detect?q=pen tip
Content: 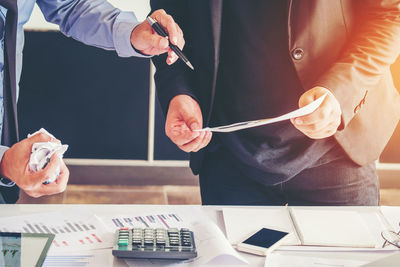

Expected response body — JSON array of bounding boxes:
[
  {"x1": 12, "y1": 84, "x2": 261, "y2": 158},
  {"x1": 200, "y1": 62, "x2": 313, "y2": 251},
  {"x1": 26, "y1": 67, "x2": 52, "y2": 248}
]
[{"x1": 187, "y1": 62, "x2": 195, "y2": 70}]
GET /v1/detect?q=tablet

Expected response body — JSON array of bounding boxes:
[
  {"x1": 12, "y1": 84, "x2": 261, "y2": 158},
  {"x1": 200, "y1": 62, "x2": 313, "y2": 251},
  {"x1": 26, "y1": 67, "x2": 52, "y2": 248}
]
[{"x1": 0, "y1": 232, "x2": 54, "y2": 267}]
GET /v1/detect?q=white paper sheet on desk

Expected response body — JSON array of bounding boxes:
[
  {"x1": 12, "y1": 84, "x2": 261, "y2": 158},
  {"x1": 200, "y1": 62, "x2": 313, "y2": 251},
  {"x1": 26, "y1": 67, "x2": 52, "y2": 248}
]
[
  {"x1": 196, "y1": 93, "x2": 327, "y2": 133},
  {"x1": 43, "y1": 249, "x2": 113, "y2": 267},
  {"x1": 0, "y1": 207, "x2": 113, "y2": 252},
  {"x1": 264, "y1": 253, "x2": 368, "y2": 267},
  {"x1": 101, "y1": 208, "x2": 248, "y2": 266}
]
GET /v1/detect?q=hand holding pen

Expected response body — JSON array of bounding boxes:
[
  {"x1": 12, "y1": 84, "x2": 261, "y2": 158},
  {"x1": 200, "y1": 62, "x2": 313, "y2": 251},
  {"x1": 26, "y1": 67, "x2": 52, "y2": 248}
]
[
  {"x1": 146, "y1": 16, "x2": 194, "y2": 70},
  {"x1": 130, "y1": 9, "x2": 185, "y2": 66}
]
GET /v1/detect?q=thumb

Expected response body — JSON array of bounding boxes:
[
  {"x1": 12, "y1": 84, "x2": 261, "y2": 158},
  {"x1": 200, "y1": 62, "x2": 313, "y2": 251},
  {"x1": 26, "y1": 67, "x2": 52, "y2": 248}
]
[
  {"x1": 180, "y1": 108, "x2": 202, "y2": 131},
  {"x1": 188, "y1": 120, "x2": 200, "y2": 131},
  {"x1": 298, "y1": 91, "x2": 317, "y2": 108},
  {"x1": 131, "y1": 24, "x2": 168, "y2": 52}
]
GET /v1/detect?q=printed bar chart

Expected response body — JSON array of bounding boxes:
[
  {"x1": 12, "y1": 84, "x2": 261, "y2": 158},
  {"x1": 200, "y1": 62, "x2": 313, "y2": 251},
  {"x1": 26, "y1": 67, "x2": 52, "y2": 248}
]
[
  {"x1": 110, "y1": 213, "x2": 183, "y2": 229},
  {"x1": 0, "y1": 209, "x2": 112, "y2": 252}
]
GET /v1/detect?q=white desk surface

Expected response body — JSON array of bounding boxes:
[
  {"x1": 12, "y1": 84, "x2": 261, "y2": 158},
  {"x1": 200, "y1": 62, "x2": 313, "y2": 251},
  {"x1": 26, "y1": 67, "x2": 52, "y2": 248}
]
[{"x1": 0, "y1": 204, "x2": 397, "y2": 266}]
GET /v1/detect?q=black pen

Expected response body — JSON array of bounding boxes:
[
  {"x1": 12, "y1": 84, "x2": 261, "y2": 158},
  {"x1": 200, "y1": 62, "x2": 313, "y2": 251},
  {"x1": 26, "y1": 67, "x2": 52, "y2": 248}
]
[{"x1": 146, "y1": 16, "x2": 194, "y2": 70}]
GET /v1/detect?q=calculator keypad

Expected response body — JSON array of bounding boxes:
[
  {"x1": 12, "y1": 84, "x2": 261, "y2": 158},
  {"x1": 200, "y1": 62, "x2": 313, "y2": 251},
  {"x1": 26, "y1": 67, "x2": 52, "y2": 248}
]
[{"x1": 112, "y1": 227, "x2": 197, "y2": 260}]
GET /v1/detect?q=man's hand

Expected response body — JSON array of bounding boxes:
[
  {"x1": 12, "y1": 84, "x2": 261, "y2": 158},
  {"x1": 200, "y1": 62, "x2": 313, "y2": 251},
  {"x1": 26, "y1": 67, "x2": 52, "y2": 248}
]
[
  {"x1": 291, "y1": 87, "x2": 342, "y2": 139},
  {"x1": 0, "y1": 133, "x2": 69, "y2": 198},
  {"x1": 166, "y1": 95, "x2": 212, "y2": 152},
  {"x1": 131, "y1": 9, "x2": 184, "y2": 65}
]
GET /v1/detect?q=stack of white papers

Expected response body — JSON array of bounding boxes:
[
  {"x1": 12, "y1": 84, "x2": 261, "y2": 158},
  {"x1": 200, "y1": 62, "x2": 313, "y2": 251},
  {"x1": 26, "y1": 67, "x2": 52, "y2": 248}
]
[
  {"x1": 264, "y1": 253, "x2": 369, "y2": 267},
  {"x1": 0, "y1": 208, "x2": 112, "y2": 252}
]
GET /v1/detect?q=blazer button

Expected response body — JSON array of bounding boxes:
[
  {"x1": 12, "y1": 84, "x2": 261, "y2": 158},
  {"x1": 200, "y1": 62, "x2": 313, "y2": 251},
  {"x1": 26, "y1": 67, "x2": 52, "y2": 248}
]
[{"x1": 292, "y1": 48, "x2": 304, "y2": 60}]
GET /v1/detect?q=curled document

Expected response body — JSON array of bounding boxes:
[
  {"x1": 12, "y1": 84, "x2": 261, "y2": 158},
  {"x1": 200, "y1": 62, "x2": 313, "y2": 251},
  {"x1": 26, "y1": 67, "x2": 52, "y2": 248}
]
[
  {"x1": 28, "y1": 128, "x2": 68, "y2": 184},
  {"x1": 197, "y1": 93, "x2": 327, "y2": 133}
]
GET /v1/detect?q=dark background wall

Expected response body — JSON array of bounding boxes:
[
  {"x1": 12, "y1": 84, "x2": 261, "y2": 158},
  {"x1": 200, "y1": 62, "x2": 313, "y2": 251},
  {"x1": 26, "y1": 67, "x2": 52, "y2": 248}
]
[
  {"x1": 17, "y1": 31, "x2": 398, "y2": 163},
  {"x1": 18, "y1": 31, "x2": 188, "y2": 160}
]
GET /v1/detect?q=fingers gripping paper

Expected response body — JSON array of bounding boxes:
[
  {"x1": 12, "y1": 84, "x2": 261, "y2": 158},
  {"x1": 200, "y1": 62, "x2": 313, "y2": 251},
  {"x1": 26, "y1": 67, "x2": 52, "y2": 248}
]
[
  {"x1": 196, "y1": 93, "x2": 327, "y2": 133},
  {"x1": 28, "y1": 128, "x2": 68, "y2": 184}
]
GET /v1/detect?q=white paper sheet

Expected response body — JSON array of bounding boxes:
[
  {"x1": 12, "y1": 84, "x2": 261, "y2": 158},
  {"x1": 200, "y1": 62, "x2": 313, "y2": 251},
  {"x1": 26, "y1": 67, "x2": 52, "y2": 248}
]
[
  {"x1": 264, "y1": 253, "x2": 368, "y2": 267},
  {"x1": 43, "y1": 249, "x2": 113, "y2": 267},
  {"x1": 196, "y1": 94, "x2": 327, "y2": 133},
  {"x1": 0, "y1": 208, "x2": 113, "y2": 252},
  {"x1": 362, "y1": 252, "x2": 400, "y2": 267},
  {"x1": 102, "y1": 209, "x2": 248, "y2": 266},
  {"x1": 103, "y1": 212, "x2": 186, "y2": 230}
]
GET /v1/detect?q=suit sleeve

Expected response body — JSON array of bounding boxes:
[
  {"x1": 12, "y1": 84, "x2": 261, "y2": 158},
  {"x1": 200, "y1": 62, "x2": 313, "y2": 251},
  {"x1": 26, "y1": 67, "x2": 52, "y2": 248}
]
[
  {"x1": 36, "y1": 0, "x2": 149, "y2": 58},
  {"x1": 0, "y1": 146, "x2": 15, "y2": 188},
  {"x1": 313, "y1": 0, "x2": 400, "y2": 129},
  {"x1": 150, "y1": 0, "x2": 198, "y2": 114}
]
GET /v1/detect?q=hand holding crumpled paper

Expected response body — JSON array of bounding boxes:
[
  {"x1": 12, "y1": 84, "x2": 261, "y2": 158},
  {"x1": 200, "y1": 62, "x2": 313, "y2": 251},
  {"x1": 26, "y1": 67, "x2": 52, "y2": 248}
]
[{"x1": 28, "y1": 128, "x2": 68, "y2": 184}]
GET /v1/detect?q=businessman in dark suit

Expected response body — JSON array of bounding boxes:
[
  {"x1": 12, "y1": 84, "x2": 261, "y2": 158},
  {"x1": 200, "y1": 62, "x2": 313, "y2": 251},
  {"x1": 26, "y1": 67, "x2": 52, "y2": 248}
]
[{"x1": 151, "y1": 0, "x2": 400, "y2": 205}]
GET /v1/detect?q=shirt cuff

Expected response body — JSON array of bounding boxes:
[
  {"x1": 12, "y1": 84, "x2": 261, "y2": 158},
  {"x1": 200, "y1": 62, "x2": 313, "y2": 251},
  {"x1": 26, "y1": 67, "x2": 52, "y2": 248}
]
[
  {"x1": 0, "y1": 146, "x2": 15, "y2": 187},
  {"x1": 113, "y1": 11, "x2": 153, "y2": 58}
]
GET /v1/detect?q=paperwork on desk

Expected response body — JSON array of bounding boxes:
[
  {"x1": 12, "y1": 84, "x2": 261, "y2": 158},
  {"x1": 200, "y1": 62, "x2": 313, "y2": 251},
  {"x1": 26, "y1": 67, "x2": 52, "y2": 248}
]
[
  {"x1": 0, "y1": 206, "x2": 247, "y2": 266},
  {"x1": 103, "y1": 207, "x2": 248, "y2": 266},
  {"x1": 223, "y1": 207, "x2": 398, "y2": 252},
  {"x1": 0, "y1": 207, "x2": 113, "y2": 252},
  {"x1": 42, "y1": 249, "x2": 113, "y2": 267},
  {"x1": 196, "y1": 93, "x2": 327, "y2": 133},
  {"x1": 264, "y1": 252, "x2": 369, "y2": 267}
]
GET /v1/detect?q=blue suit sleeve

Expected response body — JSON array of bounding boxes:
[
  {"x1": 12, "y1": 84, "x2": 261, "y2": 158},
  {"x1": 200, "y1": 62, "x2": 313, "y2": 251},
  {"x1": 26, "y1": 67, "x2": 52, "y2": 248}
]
[
  {"x1": 36, "y1": 0, "x2": 150, "y2": 58},
  {"x1": 0, "y1": 146, "x2": 15, "y2": 187}
]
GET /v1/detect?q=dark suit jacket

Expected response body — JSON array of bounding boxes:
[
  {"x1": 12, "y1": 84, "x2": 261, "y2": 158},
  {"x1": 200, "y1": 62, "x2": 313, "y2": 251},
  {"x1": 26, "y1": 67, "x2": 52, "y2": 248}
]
[{"x1": 151, "y1": 0, "x2": 400, "y2": 174}]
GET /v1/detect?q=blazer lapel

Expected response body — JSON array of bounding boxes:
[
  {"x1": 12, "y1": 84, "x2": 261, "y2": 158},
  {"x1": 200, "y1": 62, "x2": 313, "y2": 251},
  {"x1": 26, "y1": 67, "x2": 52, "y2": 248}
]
[{"x1": 209, "y1": 0, "x2": 223, "y2": 63}]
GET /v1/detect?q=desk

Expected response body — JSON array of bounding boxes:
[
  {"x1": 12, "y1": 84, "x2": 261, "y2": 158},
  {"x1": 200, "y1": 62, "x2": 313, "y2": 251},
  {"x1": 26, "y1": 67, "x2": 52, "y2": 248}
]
[{"x1": 0, "y1": 205, "x2": 398, "y2": 266}]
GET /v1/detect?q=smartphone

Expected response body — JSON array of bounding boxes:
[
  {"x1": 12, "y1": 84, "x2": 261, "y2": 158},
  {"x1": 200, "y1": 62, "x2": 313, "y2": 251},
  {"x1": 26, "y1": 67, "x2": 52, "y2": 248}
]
[{"x1": 236, "y1": 228, "x2": 291, "y2": 256}]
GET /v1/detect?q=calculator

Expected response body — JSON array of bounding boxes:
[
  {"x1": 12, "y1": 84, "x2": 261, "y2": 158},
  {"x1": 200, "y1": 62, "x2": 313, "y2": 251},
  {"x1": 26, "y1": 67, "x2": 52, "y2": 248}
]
[{"x1": 112, "y1": 227, "x2": 197, "y2": 260}]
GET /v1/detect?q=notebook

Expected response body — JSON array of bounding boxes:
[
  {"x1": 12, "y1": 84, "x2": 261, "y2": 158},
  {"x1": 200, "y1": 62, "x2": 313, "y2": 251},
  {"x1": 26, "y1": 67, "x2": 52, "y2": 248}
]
[
  {"x1": 289, "y1": 209, "x2": 376, "y2": 248},
  {"x1": 223, "y1": 207, "x2": 380, "y2": 248}
]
